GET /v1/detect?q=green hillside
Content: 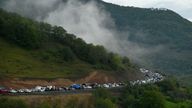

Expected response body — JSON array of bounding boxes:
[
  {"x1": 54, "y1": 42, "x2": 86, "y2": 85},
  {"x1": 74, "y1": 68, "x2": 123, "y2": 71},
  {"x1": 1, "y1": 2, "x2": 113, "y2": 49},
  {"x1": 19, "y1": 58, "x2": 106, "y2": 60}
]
[
  {"x1": 0, "y1": 9, "x2": 137, "y2": 79},
  {"x1": 1, "y1": 0, "x2": 192, "y2": 76},
  {"x1": 98, "y1": 1, "x2": 192, "y2": 75},
  {"x1": 0, "y1": 37, "x2": 94, "y2": 78}
]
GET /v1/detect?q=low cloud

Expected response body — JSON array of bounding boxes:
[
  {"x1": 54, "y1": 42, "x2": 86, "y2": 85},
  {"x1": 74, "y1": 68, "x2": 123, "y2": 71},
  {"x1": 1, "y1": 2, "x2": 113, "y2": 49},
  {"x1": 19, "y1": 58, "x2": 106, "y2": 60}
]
[
  {"x1": 1, "y1": 0, "x2": 163, "y2": 63},
  {"x1": 44, "y1": 1, "x2": 117, "y2": 48},
  {"x1": 2, "y1": 0, "x2": 62, "y2": 20}
]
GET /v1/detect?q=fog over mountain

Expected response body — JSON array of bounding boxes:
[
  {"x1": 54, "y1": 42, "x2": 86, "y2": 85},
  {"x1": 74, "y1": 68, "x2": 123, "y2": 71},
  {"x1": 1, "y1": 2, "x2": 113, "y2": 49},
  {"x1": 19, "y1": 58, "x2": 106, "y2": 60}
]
[
  {"x1": 0, "y1": 0, "x2": 153, "y2": 62},
  {"x1": 1, "y1": 0, "x2": 163, "y2": 63}
]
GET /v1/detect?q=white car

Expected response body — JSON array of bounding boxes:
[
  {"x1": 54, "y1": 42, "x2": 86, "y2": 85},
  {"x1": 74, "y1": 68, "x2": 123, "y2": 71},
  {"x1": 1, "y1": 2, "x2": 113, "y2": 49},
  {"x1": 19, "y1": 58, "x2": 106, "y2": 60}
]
[
  {"x1": 115, "y1": 83, "x2": 120, "y2": 87},
  {"x1": 24, "y1": 89, "x2": 32, "y2": 93},
  {"x1": 103, "y1": 84, "x2": 110, "y2": 88},
  {"x1": 18, "y1": 89, "x2": 24, "y2": 93},
  {"x1": 84, "y1": 86, "x2": 92, "y2": 89},
  {"x1": 46, "y1": 86, "x2": 53, "y2": 91},
  {"x1": 35, "y1": 86, "x2": 46, "y2": 92},
  {"x1": 9, "y1": 89, "x2": 17, "y2": 93}
]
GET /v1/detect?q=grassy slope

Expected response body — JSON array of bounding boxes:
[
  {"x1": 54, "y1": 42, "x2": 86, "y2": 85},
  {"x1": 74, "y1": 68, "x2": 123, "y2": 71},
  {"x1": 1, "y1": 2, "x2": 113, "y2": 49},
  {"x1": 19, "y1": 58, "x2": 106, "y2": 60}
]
[
  {"x1": 1, "y1": 92, "x2": 191, "y2": 108},
  {"x1": 0, "y1": 38, "x2": 93, "y2": 79},
  {"x1": 1, "y1": 94, "x2": 93, "y2": 108}
]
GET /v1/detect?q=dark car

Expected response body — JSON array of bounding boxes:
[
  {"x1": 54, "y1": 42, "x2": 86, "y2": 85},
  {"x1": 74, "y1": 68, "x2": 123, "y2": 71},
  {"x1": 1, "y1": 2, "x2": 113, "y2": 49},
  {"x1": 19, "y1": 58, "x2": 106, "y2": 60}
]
[{"x1": 0, "y1": 87, "x2": 9, "y2": 95}]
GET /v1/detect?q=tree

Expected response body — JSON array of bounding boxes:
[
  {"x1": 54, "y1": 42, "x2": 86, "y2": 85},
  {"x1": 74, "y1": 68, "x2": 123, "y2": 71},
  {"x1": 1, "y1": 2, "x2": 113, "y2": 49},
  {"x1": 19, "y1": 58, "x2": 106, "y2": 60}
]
[
  {"x1": 51, "y1": 26, "x2": 67, "y2": 41},
  {"x1": 157, "y1": 78, "x2": 178, "y2": 92},
  {"x1": 138, "y1": 91, "x2": 166, "y2": 108},
  {"x1": 121, "y1": 94, "x2": 137, "y2": 108},
  {"x1": 58, "y1": 47, "x2": 76, "y2": 61}
]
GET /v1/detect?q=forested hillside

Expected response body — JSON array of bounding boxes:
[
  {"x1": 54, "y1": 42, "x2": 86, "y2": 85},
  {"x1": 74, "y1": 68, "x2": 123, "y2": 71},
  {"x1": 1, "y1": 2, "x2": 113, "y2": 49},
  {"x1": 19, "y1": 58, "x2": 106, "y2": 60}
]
[
  {"x1": 98, "y1": 1, "x2": 192, "y2": 75},
  {"x1": 1, "y1": 0, "x2": 192, "y2": 79},
  {"x1": 1, "y1": 0, "x2": 192, "y2": 76},
  {"x1": 0, "y1": 9, "x2": 137, "y2": 78}
]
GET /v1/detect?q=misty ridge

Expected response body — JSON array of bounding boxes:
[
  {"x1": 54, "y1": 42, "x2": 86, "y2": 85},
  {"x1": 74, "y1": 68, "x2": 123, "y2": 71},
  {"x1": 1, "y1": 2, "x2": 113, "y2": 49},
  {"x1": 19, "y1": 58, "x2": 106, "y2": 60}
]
[{"x1": 1, "y1": 0, "x2": 163, "y2": 63}]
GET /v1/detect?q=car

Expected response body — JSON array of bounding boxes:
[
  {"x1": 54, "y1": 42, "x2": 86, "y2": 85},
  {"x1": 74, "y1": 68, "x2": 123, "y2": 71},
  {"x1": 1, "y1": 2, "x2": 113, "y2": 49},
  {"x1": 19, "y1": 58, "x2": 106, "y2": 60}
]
[
  {"x1": 114, "y1": 83, "x2": 120, "y2": 87},
  {"x1": 69, "y1": 87, "x2": 75, "y2": 90},
  {"x1": 24, "y1": 89, "x2": 32, "y2": 93},
  {"x1": 90, "y1": 83, "x2": 98, "y2": 88},
  {"x1": 0, "y1": 86, "x2": 9, "y2": 94},
  {"x1": 0, "y1": 89, "x2": 9, "y2": 94},
  {"x1": 45, "y1": 86, "x2": 53, "y2": 91},
  {"x1": 95, "y1": 84, "x2": 102, "y2": 88},
  {"x1": 58, "y1": 87, "x2": 67, "y2": 91},
  {"x1": 110, "y1": 83, "x2": 117, "y2": 88},
  {"x1": 18, "y1": 89, "x2": 24, "y2": 93},
  {"x1": 34, "y1": 86, "x2": 46, "y2": 92},
  {"x1": 70, "y1": 84, "x2": 81, "y2": 89},
  {"x1": 103, "y1": 84, "x2": 110, "y2": 88},
  {"x1": 62, "y1": 87, "x2": 70, "y2": 91},
  {"x1": 9, "y1": 89, "x2": 17, "y2": 93},
  {"x1": 83, "y1": 85, "x2": 92, "y2": 89}
]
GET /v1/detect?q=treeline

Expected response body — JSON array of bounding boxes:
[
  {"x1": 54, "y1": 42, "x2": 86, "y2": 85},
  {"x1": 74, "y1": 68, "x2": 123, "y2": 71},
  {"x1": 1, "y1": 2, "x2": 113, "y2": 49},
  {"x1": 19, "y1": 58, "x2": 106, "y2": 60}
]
[
  {"x1": 91, "y1": 79, "x2": 192, "y2": 108},
  {"x1": 119, "y1": 79, "x2": 192, "y2": 108},
  {"x1": 0, "y1": 8, "x2": 134, "y2": 71}
]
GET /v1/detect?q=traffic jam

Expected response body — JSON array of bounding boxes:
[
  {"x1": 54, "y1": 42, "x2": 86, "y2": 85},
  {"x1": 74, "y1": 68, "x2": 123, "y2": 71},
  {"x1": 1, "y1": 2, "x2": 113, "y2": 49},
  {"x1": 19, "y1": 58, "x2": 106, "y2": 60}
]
[
  {"x1": 0, "y1": 68, "x2": 164, "y2": 95},
  {"x1": 0, "y1": 82, "x2": 125, "y2": 95}
]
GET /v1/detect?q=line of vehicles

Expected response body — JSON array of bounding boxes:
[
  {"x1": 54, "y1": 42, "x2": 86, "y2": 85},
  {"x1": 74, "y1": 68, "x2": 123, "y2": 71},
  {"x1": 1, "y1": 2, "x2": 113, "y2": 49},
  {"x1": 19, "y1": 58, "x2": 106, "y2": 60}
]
[
  {"x1": 0, "y1": 82, "x2": 125, "y2": 95},
  {"x1": 0, "y1": 68, "x2": 164, "y2": 95},
  {"x1": 130, "y1": 68, "x2": 164, "y2": 85}
]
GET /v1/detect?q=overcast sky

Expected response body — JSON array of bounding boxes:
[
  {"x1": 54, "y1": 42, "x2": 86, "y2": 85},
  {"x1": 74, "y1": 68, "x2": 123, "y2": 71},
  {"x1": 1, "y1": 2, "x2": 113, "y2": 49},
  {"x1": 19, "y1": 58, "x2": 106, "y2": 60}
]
[{"x1": 102, "y1": 0, "x2": 192, "y2": 21}]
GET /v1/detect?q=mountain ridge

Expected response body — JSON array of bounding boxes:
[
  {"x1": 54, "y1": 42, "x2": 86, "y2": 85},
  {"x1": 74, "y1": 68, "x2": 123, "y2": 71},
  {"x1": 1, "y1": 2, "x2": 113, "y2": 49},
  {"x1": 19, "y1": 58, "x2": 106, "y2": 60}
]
[{"x1": 97, "y1": 0, "x2": 192, "y2": 75}]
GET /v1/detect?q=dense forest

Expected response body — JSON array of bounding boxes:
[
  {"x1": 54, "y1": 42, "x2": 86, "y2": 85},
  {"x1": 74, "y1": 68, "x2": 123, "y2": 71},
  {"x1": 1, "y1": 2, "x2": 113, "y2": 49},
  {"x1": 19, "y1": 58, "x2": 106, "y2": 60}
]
[{"x1": 0, "y1": 8, "x2": 138, "y2": 78}]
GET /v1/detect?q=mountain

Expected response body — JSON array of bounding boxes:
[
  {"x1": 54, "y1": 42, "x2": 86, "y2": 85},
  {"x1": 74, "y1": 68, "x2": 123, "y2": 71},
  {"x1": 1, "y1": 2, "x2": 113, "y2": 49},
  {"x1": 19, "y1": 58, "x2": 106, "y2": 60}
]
[
  {"x1": 0, "y1": 9, "x2": 139, "y2": 79},
  {"x1": 97, "y1": 1, "x2": 192, "y2": 75},
  {"x1": 1, "y1": 0, "x2": 192, "y2": 77}
]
